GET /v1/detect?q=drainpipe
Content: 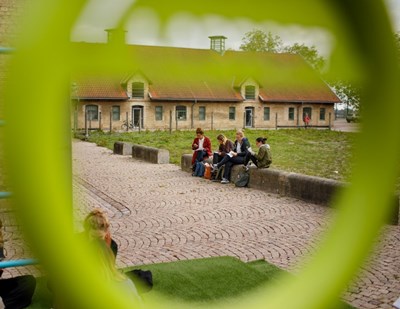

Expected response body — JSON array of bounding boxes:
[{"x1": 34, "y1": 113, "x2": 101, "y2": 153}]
[{"x1": 191, "y1": 99, "x2": 197, "y2": 129}]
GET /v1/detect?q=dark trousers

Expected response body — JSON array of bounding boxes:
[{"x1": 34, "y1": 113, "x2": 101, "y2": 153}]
[
  {"x1": 195, "y1": 150, "x2": 207, "y2": 162},
  {"x1": 222, "y1": 156, "x2": 245, "y2": 180},
  {"x1": 212, "y1": 153, "x2": 225, "y2": 165},
  {"x1": 244, "y1": 152, "x2": 258, "y2": 167},
  {"x1": 192, "y1": 150, "x2": 207, "y2": 171},
  {"x1": 0, "y1": 275, "x2": 36, "y2": 309}
]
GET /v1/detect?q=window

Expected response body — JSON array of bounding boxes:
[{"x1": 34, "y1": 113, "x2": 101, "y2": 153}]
[
  {"x1": 112, "y1": 106, "x2": 120, "y2": 121},
  {"x1": 86, "y1": 105, "x2": 98, "y2": 121},
  {"x1": 264, "y1": 107, "x2": 270, "y2": 121},
  {"x1": 229, "y1": 107, "x2": 236, "y2": 120},
  {"x1": 132, "y1": 82, "x2": 144, "y2": 99},
  {"x1": 155, "y1": 106, "x2": 163, "y2": 121},
  {"x1": 288, "y1": 107, "x2": 295, "y2": 121},
  {"x1": 245, "y1": 85, "x2": 256, "y2": 100},
  {"x1": 320, "y1": 108, "x2": 326, "y2": 120},
  {"x1": 199, "y1": 106, "x2": 206, "y2": 121},
  {"x1": 176, "y1": 106, "x2": 187, "y2": 121}
]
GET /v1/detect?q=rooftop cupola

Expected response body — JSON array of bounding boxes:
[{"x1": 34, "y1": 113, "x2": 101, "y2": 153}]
[{"x1": 209, "y1": 35, "x2": 227, "y2": 54}]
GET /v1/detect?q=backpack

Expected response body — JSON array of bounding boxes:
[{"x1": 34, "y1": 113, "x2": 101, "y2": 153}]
[
  {"x1": 204, "y1": 164, "x2": 212, "y2": 179},
  {"x1": 194, "y1": 161, "x2": 205, "y2": 177},
  {"x1": 211, "y1": 165, "x2": 225, "y2": 182},
  {"x1": 235, "y1": 169, "x2": 250, "y2": 187}
]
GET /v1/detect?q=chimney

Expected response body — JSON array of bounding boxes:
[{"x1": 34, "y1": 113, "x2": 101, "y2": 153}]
[
  {"x1": 209, "y1": 35, "x2": 227, "y2": 54},
  {"x1": 105, "y1": 28, "x2": 127, "y2": 44}
]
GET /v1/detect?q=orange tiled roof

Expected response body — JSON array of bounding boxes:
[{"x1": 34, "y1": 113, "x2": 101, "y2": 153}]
[
  {"x1": 71, "y1": 43, "x2": 340, "y2": 103},
  {"x1": 72, "y1": 78, "x2": 128, "y2": 100}
]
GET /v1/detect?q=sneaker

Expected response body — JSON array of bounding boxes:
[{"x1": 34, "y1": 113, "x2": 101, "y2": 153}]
[{"x1": 221, "y1": 178, "x2": 229, "y2": 184}]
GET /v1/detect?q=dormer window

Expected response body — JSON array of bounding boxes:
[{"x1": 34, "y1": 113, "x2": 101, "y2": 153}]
[
  {"x1": 132, "y1": 82, "x2": 144, "y2": 99},
  {"x1": 245, "y1": 85, "x2": 256, "y2": 100}
]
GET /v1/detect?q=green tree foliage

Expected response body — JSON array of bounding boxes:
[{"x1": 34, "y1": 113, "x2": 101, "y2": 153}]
[
  {"x1": 329, "y1": 80, "x2": 361, "y2": 112},
  {"x1": 239, "y1": 29, "x2": 283, "y2": 53},
  {"x1": 239, "y1": 28, "x2": 364, "y2": 111},
  {"x1": 283, "y1": 43, "x2": 325, "y2": 72}
]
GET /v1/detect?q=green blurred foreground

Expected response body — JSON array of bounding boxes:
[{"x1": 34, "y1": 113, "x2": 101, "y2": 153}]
[
  {"x1": 28, "y1": 257, "x2": 355, "y2": 308},
  {"x1": 79, "y1": 129, "x2": 356, "y2": 182}
]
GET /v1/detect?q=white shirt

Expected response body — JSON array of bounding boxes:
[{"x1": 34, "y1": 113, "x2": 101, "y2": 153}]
[
  {"x1": 198, "y1": 137, "x2": 204, "y2": 151},
  {"x1": 236, "y1": 141, "x2": 241, "y2": 154}
]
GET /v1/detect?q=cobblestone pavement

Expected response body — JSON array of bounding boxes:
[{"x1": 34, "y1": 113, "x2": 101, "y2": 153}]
[{"x1": 1, "y1": 140, "x2": 399, "y2": 309}]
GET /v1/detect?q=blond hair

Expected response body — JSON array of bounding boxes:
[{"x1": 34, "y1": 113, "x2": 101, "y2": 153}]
[
  {"x1": 84, "y1": 210, "x2": 127, "y2": 282},
  {"x1": 236, "y1": 130, "x2": 244, "y2": 138},
  {"x1": 84, "y1": 209, "x2": 110, "y2": 241},
  {"x1": 217, "y1": 134, "x2": 228, "y2": 144}
]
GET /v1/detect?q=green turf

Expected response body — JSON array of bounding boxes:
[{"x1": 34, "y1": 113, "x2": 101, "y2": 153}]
[
  {"x1": 27, "y1": 256, "x2": 355, "y2": 308},
  {"x1": 78, "y1": 129, "x2": 357, "y2": 182},
  {"x1": 124, "y1": 257, "x2": 355, "y2": 308}
]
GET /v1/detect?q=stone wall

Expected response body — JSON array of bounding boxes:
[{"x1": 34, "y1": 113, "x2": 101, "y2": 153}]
[{"x1": 181, "y1": 153, "x2": 399, "y2": 225}]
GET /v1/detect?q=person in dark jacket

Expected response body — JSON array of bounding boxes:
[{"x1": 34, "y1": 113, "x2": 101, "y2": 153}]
[
  {"x1": 213, "y1": 131, "x2": 251, "y2": 184},
  {"x1": 0, "y1": 219, "x2": 36, "y2": 309},
  {"x1": 244, "y1": 137, "x2": 272, "y2": 170},
  {"x1": 0, "y1": 275, "x2": 36, "y2": 309},
  {"x1": 212, "y1": 134, "x2": 234, "y2": 165},
  {"x1": 191, "y1": 128, "x2": 212, "y2": 172}
]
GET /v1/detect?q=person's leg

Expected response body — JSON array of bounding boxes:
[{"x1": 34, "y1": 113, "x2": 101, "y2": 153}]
[
  {"x1": 222, "y1": 156, "x2": 244, "y2": 182},
  {"x1": 250, "y1": 155, "x2": 258, "y2": 167},
  {"x1": 244, "y1": 152, "x2": 252, "y2": 166},
  {"x1": 0, "y1": 275, "x2": 36, "y2": 309},
  {"x1": 216, "y1": 155, "x2": 230, "y2": 168},
  {"x1": 195, "y1": 150, "x2": 204, "y2": 162},
  {"x1": 212, "y1": 153, "x2": 220, "y2": 165},
  {"x1": 222, "y1": 161, "x2": 233, "y2": 183}
]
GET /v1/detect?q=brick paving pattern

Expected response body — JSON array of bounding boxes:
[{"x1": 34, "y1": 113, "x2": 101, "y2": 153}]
[{"x1": 0, "y1": 140, "x2": 398, "y2": 308}]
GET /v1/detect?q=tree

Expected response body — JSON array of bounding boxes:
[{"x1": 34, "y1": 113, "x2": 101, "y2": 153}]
[
  {"x1": 239, "y1": 29, "x2": 363, "y2": 112},
  {"x1": 329, "y1": 80, "x2": 361, "y2": 113},
  {"x1": 239, "y1": 29, "x2": 283, "y2": 53},
  {"x1": 283, "y1": 43, "x2": 325, "y2": 72}
]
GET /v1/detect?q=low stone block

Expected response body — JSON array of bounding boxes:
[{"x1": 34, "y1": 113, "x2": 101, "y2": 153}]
[
  {"x1": 113, "y1": 142, "x2": 133, "y2": 155},
  {"x1": 132, "y1": 144, "x2": 169, "y2": 164}
]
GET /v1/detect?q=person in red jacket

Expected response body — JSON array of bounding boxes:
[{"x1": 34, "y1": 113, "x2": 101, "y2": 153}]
[
  {"x1": 303, "y1": 113, "x2": 310, "y2": 128},
  {"x1": 191, "y1": 128, "x2": 212, "y2": 169}
]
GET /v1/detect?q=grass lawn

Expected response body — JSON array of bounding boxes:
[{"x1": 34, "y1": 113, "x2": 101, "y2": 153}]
[
  {"x1": 79, "y1": 129, "x2": 357, "y2": 182},
  {"x1": 28, "y1": 257, "x2": 355, "y2": 308}
]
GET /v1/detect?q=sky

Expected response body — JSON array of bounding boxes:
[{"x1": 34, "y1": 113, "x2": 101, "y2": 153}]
[{"x1": 71, "y1": 0, "x2": 400, "y2": 56}]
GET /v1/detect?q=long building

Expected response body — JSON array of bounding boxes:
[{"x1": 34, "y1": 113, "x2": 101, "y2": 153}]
[{"x1": 72, "y1": 34, "x2": 340, "y2": 131}]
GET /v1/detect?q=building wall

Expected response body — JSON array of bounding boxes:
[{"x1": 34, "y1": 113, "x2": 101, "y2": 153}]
[
  {"x1": 74, "y1": 99, "x2": 334, "y2": 131},
  {"x1": 0, "y1": 0, "x2": 28, "y2": 117}
]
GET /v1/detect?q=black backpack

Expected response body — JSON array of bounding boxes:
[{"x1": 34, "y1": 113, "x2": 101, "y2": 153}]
[{"x1": 235, "y1": 169, "x2": 250, "y2": 187}]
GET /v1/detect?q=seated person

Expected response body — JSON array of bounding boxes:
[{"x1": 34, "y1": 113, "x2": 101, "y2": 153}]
[
  {"x1": 80, "y1": 210, "x2": 141, "y2": 305},
  {"x1": 0, "y1": 274, "x2": 36, "y2": 309},
  {"x1": 82, "y1": 209, "x2": 118, "y2": 258},
  {"x1": 0, "y1": 220, "x2": 36, "y2": 309},
  {"x1": 212, "y1": 131, "x2": 251, "y2": 184},
  {"x1": 213, "y1": 134, "x2": 234, "y2": 165},
  {"x1": 191, "y1": 128, "x2": 212, "y2": 173},
  {"x1": 244, "y1": 137, "x2": 272, "y2": 170}
]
